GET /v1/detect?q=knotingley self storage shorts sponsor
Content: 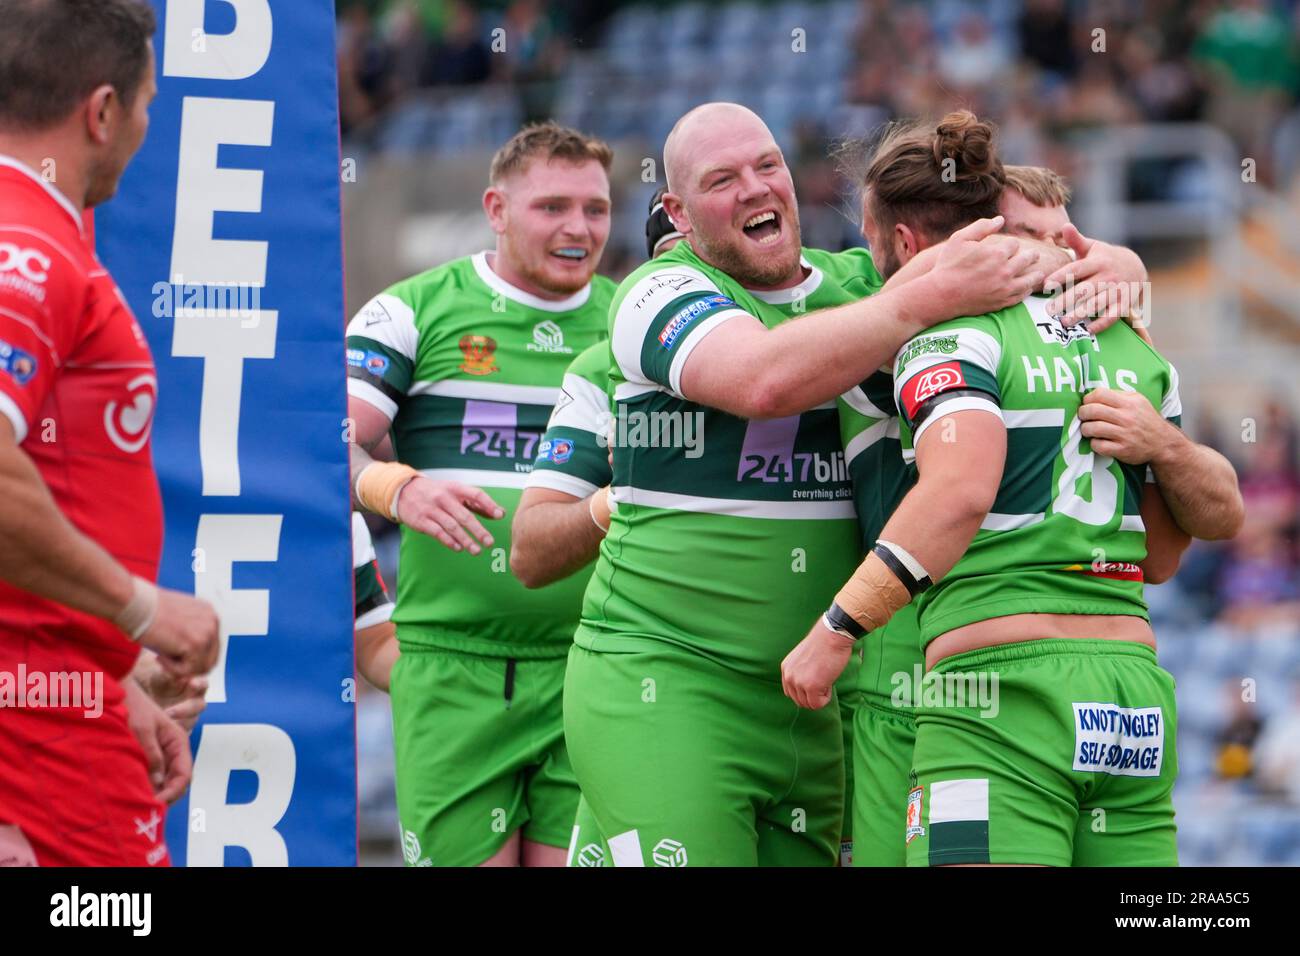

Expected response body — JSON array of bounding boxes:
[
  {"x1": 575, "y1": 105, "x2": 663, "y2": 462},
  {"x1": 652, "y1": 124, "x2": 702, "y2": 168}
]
[{"x1": 0, "y1": 664, "x2": 103, "y2": 718}]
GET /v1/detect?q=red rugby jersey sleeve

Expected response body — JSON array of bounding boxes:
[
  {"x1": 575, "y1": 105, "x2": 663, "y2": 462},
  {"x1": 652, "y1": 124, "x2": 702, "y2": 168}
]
[{"x1": 0, "y1": 225, "x2": 82, "y2": 442}]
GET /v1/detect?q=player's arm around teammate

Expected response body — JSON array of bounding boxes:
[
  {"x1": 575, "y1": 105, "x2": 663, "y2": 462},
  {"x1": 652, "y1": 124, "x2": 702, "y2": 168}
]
[{"x1": 1078, "y1": 387, "x2": 1243, "y2": 541}]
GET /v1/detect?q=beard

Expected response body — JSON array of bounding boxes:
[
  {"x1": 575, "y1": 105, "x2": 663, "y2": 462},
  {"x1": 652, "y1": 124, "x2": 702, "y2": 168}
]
[
  {"x1": 876, "y1": 241, "x2": 903, "y2": 280},
  {"x1": 513, "y1": 249, "x2": 598, "y2": 297},
  {"x1": 689, "y1": 207, "x2": 803, "y2": 289}
]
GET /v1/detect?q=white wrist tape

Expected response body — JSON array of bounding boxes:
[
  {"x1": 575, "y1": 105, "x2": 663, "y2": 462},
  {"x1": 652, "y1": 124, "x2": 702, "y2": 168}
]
[{"x1": 114, "y1": 575, "x2": 158, "y2": 642}]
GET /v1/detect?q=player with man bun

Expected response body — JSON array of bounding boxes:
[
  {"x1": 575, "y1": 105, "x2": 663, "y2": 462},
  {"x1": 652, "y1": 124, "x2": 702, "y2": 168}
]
[{"x1": 783, "y1": 112, "x2": 1245, "y2": 866}]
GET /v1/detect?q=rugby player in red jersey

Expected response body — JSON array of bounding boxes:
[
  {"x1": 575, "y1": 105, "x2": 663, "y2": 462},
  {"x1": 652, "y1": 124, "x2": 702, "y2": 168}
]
[{"x1": 0, "y1": 0, "x2": 219, "y2": 866}]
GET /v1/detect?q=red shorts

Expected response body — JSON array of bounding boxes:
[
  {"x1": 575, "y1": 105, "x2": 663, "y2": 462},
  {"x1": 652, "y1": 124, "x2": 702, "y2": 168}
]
[{"x1": 0, "y1": 642, "x2": 170, "y2": 867}]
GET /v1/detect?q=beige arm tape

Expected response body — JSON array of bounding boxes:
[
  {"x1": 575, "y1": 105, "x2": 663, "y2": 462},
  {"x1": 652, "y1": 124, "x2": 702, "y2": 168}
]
[
  {"x1": 834, "y1": 550, "x2": 912, "y2": 632},
  {"x1": 356, "y1": 461, "x2": 420, "y2": 520},
  {"x1": 113, "y1": 575, "x2": 158, "y2": 642}
]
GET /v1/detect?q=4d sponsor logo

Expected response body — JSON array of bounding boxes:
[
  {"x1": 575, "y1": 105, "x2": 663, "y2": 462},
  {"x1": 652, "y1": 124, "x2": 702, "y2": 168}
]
[
  {"x1": 1072, "y1": 702, "x2": 1164, "y2": 777},
  {"x1": 0, "y1": 338, "x2": 37, "y2": 386},
  {"x1": 527, "y1": 320, "x2": 572, "y2": 354},
  {"x1": 900, "y1": 361, "x2": 965, "y2": 419}
]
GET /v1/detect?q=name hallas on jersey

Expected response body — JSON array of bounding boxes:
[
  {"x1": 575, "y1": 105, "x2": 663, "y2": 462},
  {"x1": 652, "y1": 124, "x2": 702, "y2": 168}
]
[{"x1": 902, "y1": 328, "x2": 1148, "y2": 396}]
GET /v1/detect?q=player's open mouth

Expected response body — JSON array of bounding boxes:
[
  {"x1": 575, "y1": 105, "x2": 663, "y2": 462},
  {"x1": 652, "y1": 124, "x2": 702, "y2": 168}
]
[
  {"x1": 741, "y1": 210, "x2": 782, "y2": 245},
  {"x1": 551, "y1": 248, "x2": 589, "y2": 261}
]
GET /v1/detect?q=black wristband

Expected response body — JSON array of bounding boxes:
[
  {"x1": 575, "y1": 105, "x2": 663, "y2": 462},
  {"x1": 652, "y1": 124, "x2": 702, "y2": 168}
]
[
  {"x1": 824, "y1": 602, "x2": 867, "y2": 639},
  {"x1": 872, "y1": 543, "x2": 932, "y2": 598}
]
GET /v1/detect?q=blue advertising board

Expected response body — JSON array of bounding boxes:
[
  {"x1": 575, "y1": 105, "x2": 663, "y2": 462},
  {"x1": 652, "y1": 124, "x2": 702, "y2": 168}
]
[{"x1": 97, "y1": 0, "x2": 355, "y2": 866}]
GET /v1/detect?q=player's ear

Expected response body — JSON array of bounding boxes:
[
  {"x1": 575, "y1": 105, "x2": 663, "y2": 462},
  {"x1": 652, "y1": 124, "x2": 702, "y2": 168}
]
[
  {"x1": 482, "y1": 186, "x2": 508, "y2": 235},
  {"x1": 84, "y1": 85, "x2": 116, "y2": 146},
  {"x1": 662, "y1": 192, "x2": 690, "y2": 235},
  {"x1": 894, "y1": 222, "x2": 917, "y2": 261}
]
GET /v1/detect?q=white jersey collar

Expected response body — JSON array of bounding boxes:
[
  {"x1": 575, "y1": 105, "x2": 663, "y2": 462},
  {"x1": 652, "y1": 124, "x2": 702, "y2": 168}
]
[
  {"x1": 0, "y1": 154, "x2": 85, "y2": 236},
  {"x1": 745, "y1": 255, "x2": 823, "y2": 304},
  {"x1": 472, "y1": 250, "x2": 592, "y2": 313}
]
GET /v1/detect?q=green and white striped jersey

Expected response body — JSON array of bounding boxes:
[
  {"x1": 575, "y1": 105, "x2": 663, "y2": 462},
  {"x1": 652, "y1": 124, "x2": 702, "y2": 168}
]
[
  {"x1": 353, "y1": 512, "x2": 393, "y2": 630},
  {"x1": 576, "y1": 241, "x2": 876, "y2": 679},
  {"x1": 525, "y1": 341, "x2": 613, "y2": 498},
  {"x1": 893, "y1": 294, "x2": 1182, "y2": 647},
  {"x1": 345, "y1": 251, "x2": 614, "y2": 657}
]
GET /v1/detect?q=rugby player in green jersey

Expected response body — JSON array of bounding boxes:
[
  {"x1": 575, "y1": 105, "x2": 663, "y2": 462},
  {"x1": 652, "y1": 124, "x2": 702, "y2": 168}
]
[
  {"x1": 345, "y1": 123, "x2": 616, "y2": 867},
  {"x1": 520, "y1": 191, "x2": 888, "y2": 866},
  {"x1": 561, "y1": 102, "x2": 1064, "y2": 868},
  {"x1": 783, "y1": 112, "x2": 1244, "y2": 866},
  {"x1": 841, "y1": 161, "x2": 1194, "y2": 867}
]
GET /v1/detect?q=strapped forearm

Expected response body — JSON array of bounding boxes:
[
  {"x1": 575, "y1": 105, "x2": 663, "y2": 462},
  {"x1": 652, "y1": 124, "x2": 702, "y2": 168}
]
[
  {"x1": 354, "y1": 459, "x2": 419, "y2": 519},
  {"x1": 1150, "y1": 436, "x2": 1244, "y2": 541}
]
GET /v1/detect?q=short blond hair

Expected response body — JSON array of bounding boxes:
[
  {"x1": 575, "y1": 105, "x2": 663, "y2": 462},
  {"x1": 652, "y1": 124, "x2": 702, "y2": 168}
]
[
  {"x1": 1003, "y1": 165, "x2": 1072, "y2": 208},
  {"x1": 488, "y1": 121, "x2": 613, "y2": 185}
]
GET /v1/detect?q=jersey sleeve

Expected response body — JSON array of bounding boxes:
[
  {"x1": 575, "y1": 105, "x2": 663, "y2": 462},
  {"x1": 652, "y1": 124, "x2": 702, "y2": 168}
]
[
  {"x1": 0, "y1": 225, "x2": 82, "y2": 442},
  {"x1": 893, "y1": 321, "x2": 1003, "y2": 457},
  {"x1": 345, "y1": 291, "x2": 419, "y2": 421},
  {"x1": 1160, "y1": 363, "x2": 1182, "y2": 428},
  {"x1": 610, "y1": 265, "x2": 751, "y2": 399},
  {"x1": 527, "y1": 347, "x2": 613, "y2": 498},
  {"x1": 1147, "y1": 361, "x2": 1183, "y2": 483},
  {"x1": 839, "y1": 369, "x2": 896, "y2": 462},
  {"x1": 352, "y1": 512, "x2": 393, "y2": 629}
]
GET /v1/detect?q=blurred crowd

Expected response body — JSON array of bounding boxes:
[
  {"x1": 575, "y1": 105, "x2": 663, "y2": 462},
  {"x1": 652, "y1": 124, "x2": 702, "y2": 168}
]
[
  {"x1": 337, "y1": 0, "x2": 608, "y2": 134},
  {"x1": 1189, "y1": 398, "x2": 1300, "y2": 812},
  {"x1": 338, "y1": 0, "x2": 1300, "y2": 185},
  {"x1": 845, "y1": 0, "x2": 1300, "y2": 189}
]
